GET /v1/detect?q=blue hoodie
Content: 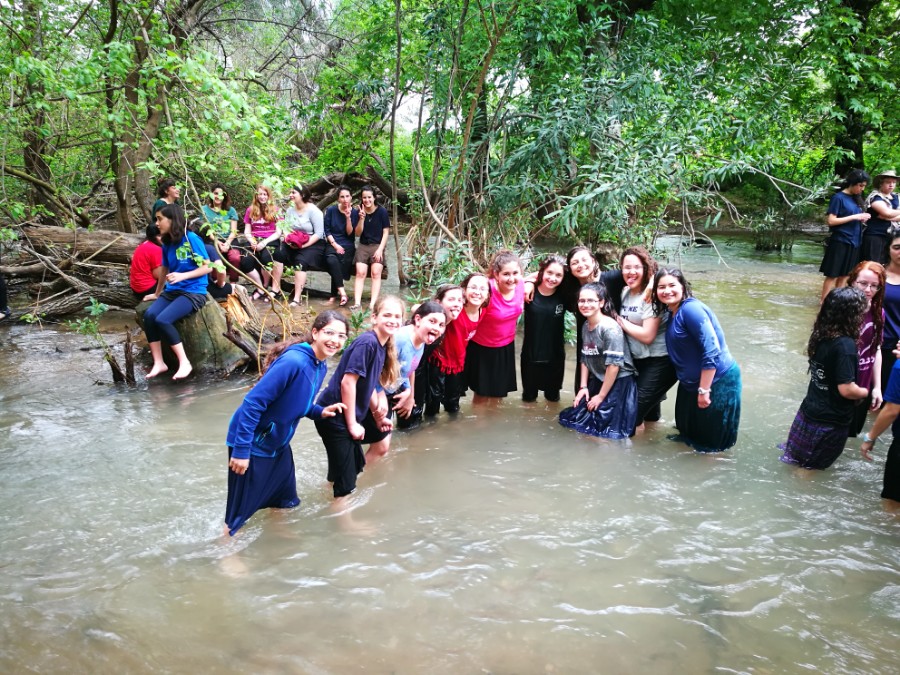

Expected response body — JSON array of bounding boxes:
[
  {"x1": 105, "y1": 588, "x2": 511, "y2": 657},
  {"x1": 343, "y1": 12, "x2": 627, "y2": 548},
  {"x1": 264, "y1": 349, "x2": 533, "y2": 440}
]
[{"x1": 226, "y1": 343, "x2": 327, "y2": 460}]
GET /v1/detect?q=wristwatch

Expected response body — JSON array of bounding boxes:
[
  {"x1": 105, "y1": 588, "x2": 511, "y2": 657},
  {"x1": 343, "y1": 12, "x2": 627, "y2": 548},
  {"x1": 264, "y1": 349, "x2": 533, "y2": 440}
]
[{"x1": 697, "y1": 387, "x2": 711, "y2": 395}]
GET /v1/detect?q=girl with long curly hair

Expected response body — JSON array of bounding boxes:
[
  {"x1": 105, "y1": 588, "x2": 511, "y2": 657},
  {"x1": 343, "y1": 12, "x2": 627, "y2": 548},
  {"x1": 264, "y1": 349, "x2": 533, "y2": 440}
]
[
  {"x1": 780, "y1": 287, "x2": 869, "y2": 469},
  {"x1": 846, "y1": 261, "x2": 886, "y2": 436}
]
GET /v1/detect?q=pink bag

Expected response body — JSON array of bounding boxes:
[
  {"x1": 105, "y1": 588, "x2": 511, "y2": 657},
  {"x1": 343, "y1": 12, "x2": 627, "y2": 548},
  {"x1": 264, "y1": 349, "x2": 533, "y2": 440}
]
[{"x1": 284, "y1": 230, "x2": 310, "y2": 248}]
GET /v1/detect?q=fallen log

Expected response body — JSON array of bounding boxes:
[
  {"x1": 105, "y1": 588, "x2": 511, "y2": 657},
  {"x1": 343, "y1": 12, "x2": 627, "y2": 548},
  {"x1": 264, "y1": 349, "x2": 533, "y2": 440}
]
[
  {"x1": 31, "y1": 287, "x2": 138, "y2": 318},
  {"x1": 22, "y1": 224, "x2": 142, "y2": 265}
]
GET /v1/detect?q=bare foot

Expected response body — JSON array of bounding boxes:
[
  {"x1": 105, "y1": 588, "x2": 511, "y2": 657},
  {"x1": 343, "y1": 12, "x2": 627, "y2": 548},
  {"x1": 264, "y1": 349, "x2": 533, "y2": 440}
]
[
  {"x1": 146, "y1": 363, "x2": 169, "y2": 378},
  {"x1": 324, "y1": 297, "x2": 337, "y2": 305},
  {"x1": 172, "y1": 363, "x2": 193, "y2": 380}
]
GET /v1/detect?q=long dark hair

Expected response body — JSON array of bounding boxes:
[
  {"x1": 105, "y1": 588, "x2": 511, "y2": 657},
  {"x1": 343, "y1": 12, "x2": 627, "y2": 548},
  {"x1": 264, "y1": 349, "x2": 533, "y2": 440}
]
[
  {"x1": 841, "y1": 169, "x2": 871, "y2": 208},
  {"x1": 565, "y1": 245, "x2": 600, "y2": 281},
  {"x1": 651, "y1": 268, "x2": 692, "y2": 316},
  {"x1": 263, "y1": 310, "x2": 348, "y2": 373},
  {"x1": 580, "y1": 282, "x2": 617, "y2": 320},
  {"x1": 808, "y1": 287, "x2": 867, "y2": 357},
  {"x1": 207, "y1": 183, "x2": 232, "y2": 210},
  {"x1": 158, "y1": 203, "x2": 187, "y2": 244}
]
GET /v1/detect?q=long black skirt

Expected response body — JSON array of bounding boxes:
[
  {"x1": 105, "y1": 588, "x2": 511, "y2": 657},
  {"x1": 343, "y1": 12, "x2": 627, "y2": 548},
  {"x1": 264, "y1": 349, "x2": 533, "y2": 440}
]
[
  {"x1": 465, "y1": 340, "x2": 517, "y2": 397},
  {"x1": 671, "y1": 364, "x2": 742, "y2": 453}
]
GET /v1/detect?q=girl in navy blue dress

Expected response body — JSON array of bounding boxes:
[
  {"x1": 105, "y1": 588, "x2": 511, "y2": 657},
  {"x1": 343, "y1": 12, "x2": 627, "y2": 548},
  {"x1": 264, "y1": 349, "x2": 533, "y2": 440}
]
[
  {"x1": 224, "y1": 311, "x2": 349, "y2": 536},
  {"x1": 820, "y1": 169, "x2": 871, "y2": 302}
]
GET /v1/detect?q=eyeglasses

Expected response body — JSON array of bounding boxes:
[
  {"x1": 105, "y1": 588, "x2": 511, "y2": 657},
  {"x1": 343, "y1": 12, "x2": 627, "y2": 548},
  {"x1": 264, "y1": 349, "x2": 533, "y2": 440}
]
[
  {"x1": 577, "y1": 298, "x2": 600, "y2": 304},
  {"x1": 854, "y1": 282, "x2": 880, "y2": 291},
  {"x1": 320, "y1": 329, "x2": 348, "y2": 341}
]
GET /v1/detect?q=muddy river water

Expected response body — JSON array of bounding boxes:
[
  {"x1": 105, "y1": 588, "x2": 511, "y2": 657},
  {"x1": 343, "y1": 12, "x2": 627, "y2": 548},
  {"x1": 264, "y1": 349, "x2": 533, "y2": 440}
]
[{"x1": 0, "y1": 235, "x2": 897, "y2": 673}]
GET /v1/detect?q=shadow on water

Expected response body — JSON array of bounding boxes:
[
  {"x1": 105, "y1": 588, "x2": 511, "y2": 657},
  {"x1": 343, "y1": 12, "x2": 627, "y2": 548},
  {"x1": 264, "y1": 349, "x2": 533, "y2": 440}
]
[{"x1": 0, "y1": 234, "x2": 898, "y2": 673}]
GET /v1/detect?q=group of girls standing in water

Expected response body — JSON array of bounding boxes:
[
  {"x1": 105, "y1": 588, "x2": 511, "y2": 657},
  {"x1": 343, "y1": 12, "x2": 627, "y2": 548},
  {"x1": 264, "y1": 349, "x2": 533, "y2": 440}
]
[
  {"x1": 783, "y1": 168, "x2": 900, "y2": 511},
  {"x1": 221, "y1": 242, "x2": 748, "y2": 535}
]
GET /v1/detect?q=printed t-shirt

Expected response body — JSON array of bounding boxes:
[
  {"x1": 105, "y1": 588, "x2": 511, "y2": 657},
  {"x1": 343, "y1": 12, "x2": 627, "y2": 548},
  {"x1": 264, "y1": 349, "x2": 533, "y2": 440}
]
[
  {"x1": 433, "y1": 309, "x2": 481, "y2": 374},
  {"x1": 620, "y1": 287, "x2": 668, "y2": 359},
  {"x1": 522, "y1": 288, "x2": 565, "y2": 363},
  {"x1": 162, "y1": 231, "x2": 209, "y2": 295},
  {"x1": 387, "y1": 325, "x2": 424, "y2": 393},
  {"x1": 800, "y1": 336, "x2": 859, "y2": 425},
  {"x1": 581, "y1": 319, "x2": 635, "y2": 382}
]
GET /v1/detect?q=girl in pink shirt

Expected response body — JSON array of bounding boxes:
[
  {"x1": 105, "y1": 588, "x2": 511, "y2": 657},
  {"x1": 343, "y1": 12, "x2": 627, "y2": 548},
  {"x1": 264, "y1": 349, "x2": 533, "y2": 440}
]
[{"x1": 465, "y1": 250, "x2": 524, "y2": 398}]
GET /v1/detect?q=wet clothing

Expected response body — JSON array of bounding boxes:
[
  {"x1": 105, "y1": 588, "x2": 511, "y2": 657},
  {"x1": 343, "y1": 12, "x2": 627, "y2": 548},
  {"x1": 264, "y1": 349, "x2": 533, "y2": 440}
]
[
  {"x1": 877, "y1": 360, "x2": 900, "y2": 501},
  {"x1": 580, "y1": 319, "x2": 636, "y2": 382},
  {"x1": 467, "y1": 279, "x2": 523, "y2": 396},
  {"x1": 315, "y1": 331, "x2": 388, "y2": 498},
  {"x1": 224, "y1": 342, "x2": 329, "y2": 535},
  {"x1": 850, "y1": 308, "x2": 883, "y2": 436},
  {"x1": 521, "y1": 288, "x2": 565, "y2": 401},
  {"x1": 672, "y1": 362, "x2": 742, "y2": 453},
  {"x1": 389, "y1": 325, "x2": 424, "y2": 393},
  {"x1": 780, "y1": 336, "x2": 857, "y2": 469}
]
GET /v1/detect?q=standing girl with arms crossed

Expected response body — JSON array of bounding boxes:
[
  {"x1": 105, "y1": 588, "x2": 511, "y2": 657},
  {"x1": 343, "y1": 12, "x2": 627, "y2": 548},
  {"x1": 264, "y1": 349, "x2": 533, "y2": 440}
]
[
  {"x1": 314, "y1": 296, "x2": 403, "y2": 504},
  {"x1": 559, "y1": 283, "x2": 637, "y2": 439},
  {"x1": 466, "y1": 251, "x2": 524, "y2": 399},
  {"x1": 224, "y1": 311, "x2": 348, "y2": 536},
  {"x1": 521, "y1": 255, "x2": 567, "y2": 403}
]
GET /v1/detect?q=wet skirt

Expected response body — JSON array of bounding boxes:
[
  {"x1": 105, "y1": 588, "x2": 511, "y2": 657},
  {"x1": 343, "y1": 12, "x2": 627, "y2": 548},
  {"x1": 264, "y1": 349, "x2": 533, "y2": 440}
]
[
  {"x1": 225, "y1": 446, "x2": 300, "y2": 536},
  {"x1": 779, "y1": 409, "x2": 849, "y2": 470},
  {"x1": 671, "y1": 363, "x2": 742, "y2": 453},
  {"x1": 558, "y1": 374, "x2": 637, "y2": 440},
  {"x1": 465, "y1": 340, "x2": 517, "y2": 397}
]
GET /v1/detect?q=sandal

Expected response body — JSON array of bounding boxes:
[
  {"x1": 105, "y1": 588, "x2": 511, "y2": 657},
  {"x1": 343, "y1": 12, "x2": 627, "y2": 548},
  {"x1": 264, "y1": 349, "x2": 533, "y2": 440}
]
[
  {"x1": 289, "y1": 300, "x2": 300, "y2": 307},
  {"x1": 339, "y1": 294, "x2": 349, "y2": 307},
  {"x1": 251, "y1": 289, "x2": 264, "y2": 301},
  {"x1": 348, "y1": 304, "x2": 362, "y2": 311}
]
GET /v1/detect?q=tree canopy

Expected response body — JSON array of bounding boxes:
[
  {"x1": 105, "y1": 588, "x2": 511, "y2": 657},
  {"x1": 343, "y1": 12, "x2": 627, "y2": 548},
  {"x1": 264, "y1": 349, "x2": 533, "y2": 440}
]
[{"x1": 2, "y1": 0, "x2": 898, "y2": 267}]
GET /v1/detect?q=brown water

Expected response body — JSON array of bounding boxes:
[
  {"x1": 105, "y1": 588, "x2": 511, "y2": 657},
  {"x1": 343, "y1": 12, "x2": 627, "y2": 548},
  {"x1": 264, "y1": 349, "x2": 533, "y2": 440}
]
[{"x1": 1, "y1": 236, "x2": 898, "y2": 673}]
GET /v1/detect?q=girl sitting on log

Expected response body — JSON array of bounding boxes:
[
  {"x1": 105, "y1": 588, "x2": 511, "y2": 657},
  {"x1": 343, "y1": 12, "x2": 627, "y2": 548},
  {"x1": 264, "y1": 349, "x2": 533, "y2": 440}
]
[
  {"x1": 143, "y1": 204, "x2": 210, "y2": 381},
  {"x1": 240, "y1": 184, "x2": 282, "y2": 300}
]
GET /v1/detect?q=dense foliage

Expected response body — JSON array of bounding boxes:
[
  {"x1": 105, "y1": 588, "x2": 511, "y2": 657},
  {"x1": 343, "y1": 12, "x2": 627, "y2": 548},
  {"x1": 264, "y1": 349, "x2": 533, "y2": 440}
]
[{"x1": 1, "y1": 0, "x2": 898, "y2": 269}]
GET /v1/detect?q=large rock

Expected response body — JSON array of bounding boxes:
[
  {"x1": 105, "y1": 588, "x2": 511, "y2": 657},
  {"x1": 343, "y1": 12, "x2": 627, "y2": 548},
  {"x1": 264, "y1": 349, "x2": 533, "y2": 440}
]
[{"x1": 135, "y1": 295, "x2": 250, "y2": 376}]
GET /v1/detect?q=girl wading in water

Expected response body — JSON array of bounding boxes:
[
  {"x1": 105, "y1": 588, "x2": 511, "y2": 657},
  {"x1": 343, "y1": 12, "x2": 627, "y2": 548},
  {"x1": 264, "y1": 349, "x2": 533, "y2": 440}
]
[{"x1": 224, "y1": 311, "x2": 348, "y2": 536}]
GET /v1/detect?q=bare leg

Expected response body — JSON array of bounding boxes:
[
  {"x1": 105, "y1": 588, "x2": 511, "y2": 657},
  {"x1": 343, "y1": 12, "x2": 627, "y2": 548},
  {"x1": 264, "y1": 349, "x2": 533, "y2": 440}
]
[
  {"x1": 369, "y1": 263, "x2": 384, "y2": 309},
  {"x1": 292, "y1": 270, "x2": 307, "y2": 303},
  {"x1": 271, "y1": 262, "x2": 284, "y2": 293},
  {"x1": 146, "y1": 341, "x2": 168, "y2": 378},
  {"x1": 353, "y1": 262, "x2": 368, "y2": 307},
  {"x1": 170, "y1": 342, "x2": 193, "y2": 380},
  {"x1": 820, "y1": 276, "x2": 836, "y2": 303},
  {"x1": 365, "y1": 434, "x2": 392, "y2": 464}
]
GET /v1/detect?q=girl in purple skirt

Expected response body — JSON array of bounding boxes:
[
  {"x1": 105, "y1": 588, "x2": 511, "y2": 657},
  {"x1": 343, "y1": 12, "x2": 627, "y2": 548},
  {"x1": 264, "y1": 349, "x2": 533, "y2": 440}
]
[{"x1": 780, "y1": 287, "x2": 869, "y2": 470}]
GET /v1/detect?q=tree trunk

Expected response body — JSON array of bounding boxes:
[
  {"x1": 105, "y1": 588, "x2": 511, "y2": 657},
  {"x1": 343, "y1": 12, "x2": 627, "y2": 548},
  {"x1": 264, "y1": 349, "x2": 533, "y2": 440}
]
[{"x1": 23, "y1": 225, "x2": 142, "y2": 265}]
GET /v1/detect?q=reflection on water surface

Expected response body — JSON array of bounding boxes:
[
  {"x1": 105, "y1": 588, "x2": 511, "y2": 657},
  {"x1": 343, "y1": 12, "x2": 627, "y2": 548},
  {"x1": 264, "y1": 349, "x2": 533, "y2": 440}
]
[{"x1": 0, "y1": 235, "x2": 897, "y2": 673}]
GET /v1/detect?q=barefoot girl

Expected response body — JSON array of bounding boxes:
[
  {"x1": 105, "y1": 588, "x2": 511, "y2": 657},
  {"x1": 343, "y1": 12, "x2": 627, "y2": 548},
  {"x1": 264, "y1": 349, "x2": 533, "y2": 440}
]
[
  {"x1": 521, "y1": 255, "x2": 567, "y2": 402},
  {"x1": 375, "y1": 301, "x2": 447, "y2": 444},
  {"x1": 314, "y1": 296, "x2": 403, "y2": 502},
  {"x1": 559, "y1": 283, "x2": 637, "y2": 439},
  {"x1": 142, "y1": 204, "x2": 210, "y2": 381},
  {"x1": 466, "y1": 251, "x2": 524, "y2": 398},
  {"x1": 241, "y1": 184, "x2": 282, "y2": 299},
  {"x1": 846, "y1": 261, "x2": 885, "y2": 436},
  {"x1": 224, "y1": 311, "x2": 349, "y2": 536},
  {"x1": 780, "y1": 287, "x2": 869, "y2": 469}
]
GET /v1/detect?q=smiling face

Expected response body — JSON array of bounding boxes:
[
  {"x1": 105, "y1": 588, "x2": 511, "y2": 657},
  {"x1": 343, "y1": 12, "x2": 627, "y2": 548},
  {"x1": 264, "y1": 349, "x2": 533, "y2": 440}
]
[
  {"x1": 569, "y1": 250, "x2": 596, "y2": 283},
  {"x1": 414, "y1": 312, "x2": 447, "y2": 345},
  {"x1": 361, "y1": 190, "x2": 375, "y2": 212},
  {"x1": 496, "y1": 262, "x2": 522, "y2": 292},
  {"x1": 311, "y1": 320, "x2": 348, "y2": 360},
  {"x1": 621, "y1": 254, "x2": 646, "y2": 291},
  {"x1": 167, "y1": 185, "x2": 181, "y2": 201},
  {"x1": 440, "y1": 289, "x2": 464, "y2": 321},
  {"x1": 372, "y1": 299, "x2": 403, "y2": 340},
  {"x1": 465, "y1": 275, "x2": 490, "y2": 307},
  {"x1": 852, "y1": 268, "x2": 881, "y2": 309},
  {"x1": 289, "y1": 188, "x2": 304, "y2": 207},
  {"x1": 656, "y1": 274, "x2": 685, "y2": 309},
  {"x1": 256, "y1": 187, "x2": 270, "y2": 204},
  {"x1": 539, "y1": 262, "x2": 565, "y2": 291},
  {"x1": 211, "y1": 188, "x2": 225, "y2": 207},
  {"x1": 577, "y1": 288, "x2": 602, "y2": 318}
]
